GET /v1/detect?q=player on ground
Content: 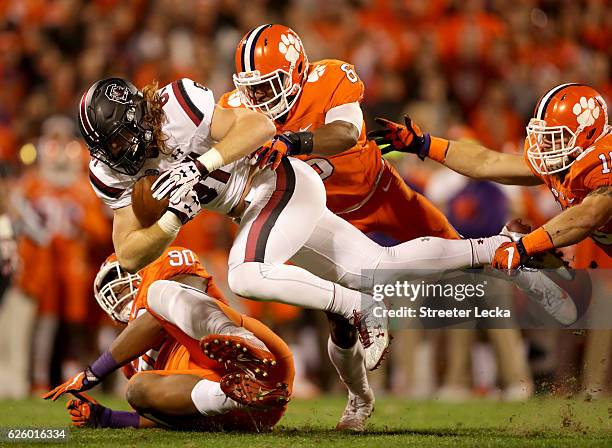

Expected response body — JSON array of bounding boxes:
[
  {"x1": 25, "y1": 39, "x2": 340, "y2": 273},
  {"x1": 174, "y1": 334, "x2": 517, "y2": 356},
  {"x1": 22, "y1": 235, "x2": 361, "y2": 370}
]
[
  {"x1": 369, "y1": 83, "x2": 611, "y2": 267},
  {"x1": 81, "y1": 76, "x2": 522, "y2": 393},
  {"x1": 43, "y1": 247, "x2": 293, "y2": 431}
]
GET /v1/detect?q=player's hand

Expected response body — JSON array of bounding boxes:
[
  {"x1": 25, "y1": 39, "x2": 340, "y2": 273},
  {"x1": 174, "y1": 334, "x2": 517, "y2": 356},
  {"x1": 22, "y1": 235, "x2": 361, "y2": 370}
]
[
  {"x1": 66, "y1": 393, "x2": 100, "y2": 428},
  {"x1": 151, "y1": 160, "x2": 209, "y2": 200},
  {"x1": 492, "y1": 241, "x2": 528, "y2": 272},
  {"x1": 166, "y1": 184, "x2": 202, "y2": 224},
  {"x1": 255, "y1": 132, "x2": 301, "y2": 170},
  {"x1": 368, "y1": 116, "x2": 431, "y2": 159},
  {"x1": 42, "y1": 369, "x2": 101, "y2": 401}
]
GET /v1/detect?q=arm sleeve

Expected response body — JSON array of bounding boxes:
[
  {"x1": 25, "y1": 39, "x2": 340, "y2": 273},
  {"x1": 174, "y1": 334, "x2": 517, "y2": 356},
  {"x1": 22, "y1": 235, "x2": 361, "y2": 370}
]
[{"x1": 324, "y1": 102, "x2": 363, "y2": 133}]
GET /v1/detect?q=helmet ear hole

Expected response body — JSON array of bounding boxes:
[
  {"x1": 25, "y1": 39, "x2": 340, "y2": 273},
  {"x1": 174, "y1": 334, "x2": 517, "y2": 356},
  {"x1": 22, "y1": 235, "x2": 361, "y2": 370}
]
[{"x1": 297, "y1": 61, "x2": 303, "y2": 74}]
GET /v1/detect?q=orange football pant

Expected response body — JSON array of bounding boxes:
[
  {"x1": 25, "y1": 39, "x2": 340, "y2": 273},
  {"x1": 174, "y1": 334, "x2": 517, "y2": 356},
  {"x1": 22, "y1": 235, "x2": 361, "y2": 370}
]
[{"x1": 339, "y1": 161, "x2": 460, "y2": 241}]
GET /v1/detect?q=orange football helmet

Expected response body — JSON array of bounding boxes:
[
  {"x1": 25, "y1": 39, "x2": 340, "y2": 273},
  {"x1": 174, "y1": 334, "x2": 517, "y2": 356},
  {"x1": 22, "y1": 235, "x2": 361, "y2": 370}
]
[
  {"x1": 233, "y1": 24, "x2": 309, "y2": 120},
  {"x1": 526, "y1": 83, "x2": 609, "y2": 175},
  {"x1": 93, "y1": 254, "x2": 140, "y2": 323}
]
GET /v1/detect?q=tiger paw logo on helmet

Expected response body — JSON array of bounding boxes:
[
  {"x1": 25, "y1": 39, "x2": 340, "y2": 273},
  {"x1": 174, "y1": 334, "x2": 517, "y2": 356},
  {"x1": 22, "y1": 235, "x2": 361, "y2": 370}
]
[
  {"x1": 307, "y1": 65, "x2": 326, "y2": 83},
  {"x1": 572, "y1": 96, "x2": 600, "y2": 127},
  {"x1": 278, "y1": 33, "x2": 301, "y2": 64}
]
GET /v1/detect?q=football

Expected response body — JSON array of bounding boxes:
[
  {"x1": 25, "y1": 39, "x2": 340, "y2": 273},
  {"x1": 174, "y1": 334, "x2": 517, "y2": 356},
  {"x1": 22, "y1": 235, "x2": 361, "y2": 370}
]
[{"x1": 131, "y1": 174, "x2": 169, "y2": 228}]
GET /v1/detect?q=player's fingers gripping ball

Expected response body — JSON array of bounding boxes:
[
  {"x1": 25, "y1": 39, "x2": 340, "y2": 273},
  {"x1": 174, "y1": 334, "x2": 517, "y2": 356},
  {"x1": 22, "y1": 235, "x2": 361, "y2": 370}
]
[{"x1": 492, "y1": 241, "x2": 522, "y2": 271}]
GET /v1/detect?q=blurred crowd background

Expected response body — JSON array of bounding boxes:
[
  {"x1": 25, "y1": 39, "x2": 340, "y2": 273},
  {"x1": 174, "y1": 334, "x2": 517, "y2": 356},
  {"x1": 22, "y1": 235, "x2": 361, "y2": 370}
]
[{"x1": 0, "y1": 0, "x2": 610, "y2": 402}]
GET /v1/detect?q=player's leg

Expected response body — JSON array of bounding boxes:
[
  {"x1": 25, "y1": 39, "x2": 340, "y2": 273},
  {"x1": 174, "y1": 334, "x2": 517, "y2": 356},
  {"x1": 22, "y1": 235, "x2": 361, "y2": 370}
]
[
  {"x1": 291, "y1": 208, "x2": 509, "y2": 293},
  {"x1": 326, "y1": 312, "x2": 374, "y2": 432},
  {"x1": 344, "y1": 161, "x2": 460, "y2": 241},
  {"x1": 227, "y1": 158, "x2": 371, "y2": 322},
  {"x1": 146, "y1": 280, "x2": 275, "y2": 376}
]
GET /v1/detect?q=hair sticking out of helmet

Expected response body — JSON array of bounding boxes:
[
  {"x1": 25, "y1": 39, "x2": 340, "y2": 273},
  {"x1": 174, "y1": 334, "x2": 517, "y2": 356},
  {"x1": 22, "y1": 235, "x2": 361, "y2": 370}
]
[
  {"x1": 79, "y1": 78, "x2": 154, "y2": 175},
  {"x1": 233, "y1": 24, "x2": 309, "y2": 120},
  {"x1": 526, "y1": 83, "x2": 609, "y2": 175},
  {"x1": 93, "y1": 256, "x2": 141, "y2": 323}
]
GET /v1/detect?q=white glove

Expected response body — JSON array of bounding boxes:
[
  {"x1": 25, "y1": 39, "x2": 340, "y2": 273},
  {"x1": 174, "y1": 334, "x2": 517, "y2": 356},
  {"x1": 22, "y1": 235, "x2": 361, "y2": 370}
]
[
  {"x1": 167, "y1": 186, "x2": 202, "y2": 224},
  {"x1": 151, "y1": 160, "x2": 209, "y2": 200}
]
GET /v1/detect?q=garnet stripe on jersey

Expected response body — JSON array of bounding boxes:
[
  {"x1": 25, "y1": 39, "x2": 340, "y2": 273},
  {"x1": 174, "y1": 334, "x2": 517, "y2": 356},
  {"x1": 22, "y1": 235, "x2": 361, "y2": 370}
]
[
  {"x1": 89, "y1": 169, "x2": 125, "y2": 199},
  {"x1": 244, "y1": 158, "x2": 296, "y2": 262},
  {"x1": 172, "y1": 80, "x2": 203, "y2": 126},
  {"x1": 209, "y1": 169, "x2": 231, "y2": 183}
]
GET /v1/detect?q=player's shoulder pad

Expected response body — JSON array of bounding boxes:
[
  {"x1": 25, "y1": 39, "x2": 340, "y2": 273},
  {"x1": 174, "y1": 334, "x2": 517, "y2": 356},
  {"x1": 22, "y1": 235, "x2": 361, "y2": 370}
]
[
  {"x1": 218, "y1": 89, "x2": 243, "y2": 109},
  {"x1": 572, "y1": 135, "x2": 612, "y2": 189},
  {"x1": 162, "y1": 78, "x2": 215, "y2": 128},
  {"x1": 88, "y1": 158, "x2": 133, "y2": 209},
  {"x1": 307, "y1": 59, "x2": 363, "y2": 102}
]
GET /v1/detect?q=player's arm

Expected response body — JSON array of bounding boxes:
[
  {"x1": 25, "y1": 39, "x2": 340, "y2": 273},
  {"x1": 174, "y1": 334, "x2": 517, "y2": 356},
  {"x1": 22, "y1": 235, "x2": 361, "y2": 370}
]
[
  {"x1": 43, "y1": 312, "x2": 165, "y2": 401},
  {"x1": 369, "y1": 116, "x2": 542, "y2": 186},
  {"x1": 112, "y1": 205, "x2": 176, "y2": 273},
  {"x1": 311, "y1": 119, "x2": 360, "y2": 156},
  {"x1": 207, "y1": 105, "x2": 276, "y2": 167},
  {"x1": 492, "y1": 186, "x2": 612, "y2": 270},
  {"x1": 542, "y1": 185, "x2": 612, "y2": 247},
  {"x1": 151, "y1": 105, "x2": 275, "y2": 200}
]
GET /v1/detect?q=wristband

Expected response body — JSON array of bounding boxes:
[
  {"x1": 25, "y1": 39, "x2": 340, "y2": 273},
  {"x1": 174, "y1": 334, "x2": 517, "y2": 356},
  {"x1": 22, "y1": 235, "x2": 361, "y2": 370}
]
[
  {"x1": 89, "y1": 350, "x2": 119, "y2": 379},
  {"x1": 198, "y1": 147, "x2": 224, "y2": 172},
  {"x1": 294, "y1": 131, "x2": 314, "y2": 155},
  {"x1": 428, "y1": 137, "x2": 450, "y2": 164},
  {"x1": 157, "y1": 210, "x2": 182, "y2": 235},
  {"x1": 521, "y1": 227, "x2": 554, "y2": 256}
]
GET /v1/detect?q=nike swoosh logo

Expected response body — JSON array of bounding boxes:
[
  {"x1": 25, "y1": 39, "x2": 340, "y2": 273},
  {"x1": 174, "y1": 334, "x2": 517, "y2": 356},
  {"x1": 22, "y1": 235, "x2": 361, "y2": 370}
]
[
  {"x1": 299, "y1": 124, "x2": 312, "y2": 132},
  {"x1": 504, "y1": 247, "x2": 515, "y2": 269},
  {"x1": 381, "y1": 179, "x2": 392, "y2": 192}
]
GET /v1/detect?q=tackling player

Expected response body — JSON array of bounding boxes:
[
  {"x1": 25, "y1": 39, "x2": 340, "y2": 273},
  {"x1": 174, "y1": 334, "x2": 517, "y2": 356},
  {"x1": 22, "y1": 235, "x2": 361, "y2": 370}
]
[
  {"x1": 43, "y1": 247, "x2": 293, "y2": 432},
  {"x1": 370, "y1": 83, "x2": 611, "y2": 268},
  {"x1": 81, "y1": 76, "x2": 514, "y2": 381}
]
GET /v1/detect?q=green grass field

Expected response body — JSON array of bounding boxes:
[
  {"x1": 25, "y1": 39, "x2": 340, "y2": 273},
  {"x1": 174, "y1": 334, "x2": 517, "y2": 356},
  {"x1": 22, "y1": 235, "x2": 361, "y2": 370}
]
[{"x1": 1, "y1": 395, "x2": 611, "y2": 447}]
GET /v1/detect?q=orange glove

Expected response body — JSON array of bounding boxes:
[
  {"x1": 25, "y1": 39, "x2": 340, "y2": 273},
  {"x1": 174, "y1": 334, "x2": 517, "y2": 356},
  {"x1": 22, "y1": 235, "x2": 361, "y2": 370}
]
[
  {"x1": 66, "y1": 393, "x2": 99, "y2": 428},
  {"x1": 255, "y1": 131, "x2": 314, "y2": 170},
  {"x1": 368, "y1": 116, "x2": 449, "y2": 162},
  {"x1": 42, "y1": 369, "x2": 100, "y2": 401},
  {"x1": 492, "y1": 241, "x2": 523, "y2": 271}
]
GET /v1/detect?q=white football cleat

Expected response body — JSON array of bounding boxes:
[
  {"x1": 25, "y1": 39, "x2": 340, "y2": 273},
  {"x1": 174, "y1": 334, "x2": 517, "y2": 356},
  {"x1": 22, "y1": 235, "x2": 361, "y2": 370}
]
[
  {"x1": 335, "y1": 389, "x2": 375, "y2": 432},
  {"x1": 353, "y1": 299, "x2": 390, "y2": 371}
]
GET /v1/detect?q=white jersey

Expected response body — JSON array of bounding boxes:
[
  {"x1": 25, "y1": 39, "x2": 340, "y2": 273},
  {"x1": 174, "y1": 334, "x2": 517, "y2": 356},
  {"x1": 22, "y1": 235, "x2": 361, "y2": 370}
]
[{"x1": 88, "y1": 78, "x2": 252, "y2": 215}]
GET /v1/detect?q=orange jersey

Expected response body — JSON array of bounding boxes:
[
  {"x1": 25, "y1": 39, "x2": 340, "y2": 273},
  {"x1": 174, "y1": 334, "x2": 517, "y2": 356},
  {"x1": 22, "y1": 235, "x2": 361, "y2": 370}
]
[
  {"x1": 129, "y1": 246, "x2": 226, "y2": 372},
  {"x1": 524, "y1": 133, "x2": 612, "y2": 254},
  {"x1": 219, "y1": 59, "x2": 383, "y2": 213}
]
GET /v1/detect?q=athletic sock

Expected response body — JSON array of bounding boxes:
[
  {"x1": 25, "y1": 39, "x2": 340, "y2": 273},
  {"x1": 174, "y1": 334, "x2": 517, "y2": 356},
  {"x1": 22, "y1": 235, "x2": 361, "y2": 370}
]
[
  {"x1": 470, "y1": 235, "x2": 511, "y2": 266},
  {"x1": 327, "y1": 337, "x2": 370, "y2": 397},
  {"x1": 98, "y1": 407, "x2": 140, "y2": 428},
  {"x1": 191, "y1": 379, "x2": 242, "y2": 416},
  {"x1": 324, "y1": 284, "x2": 364, "y2": 321}
]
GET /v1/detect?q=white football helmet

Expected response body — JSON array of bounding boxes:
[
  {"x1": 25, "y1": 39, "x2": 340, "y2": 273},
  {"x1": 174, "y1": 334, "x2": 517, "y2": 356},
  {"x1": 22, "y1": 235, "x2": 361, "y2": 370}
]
[{"x1": 93, "y1": 255, "x2": 141, "y2": 323}]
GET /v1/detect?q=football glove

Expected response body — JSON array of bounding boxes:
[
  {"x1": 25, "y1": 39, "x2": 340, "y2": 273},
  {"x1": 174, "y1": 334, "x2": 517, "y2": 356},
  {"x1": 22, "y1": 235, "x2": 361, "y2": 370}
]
[
  {"x1": 42, "y1": 369, "x2": 101, "y2": 401},
  {"x1": 492, "y1": 240, "x2": 529, "y2": 272},
  {"x1": 66, "y1": 393, "x2": 102, "y2": 428},
  {"x1": 368, "y1": 116, "x2": 431, "y2": 159},
  {"x1": 151, "y1": 160, "x2": 209, "y2": 200},
  {"x1": 256, "y1": 131, "x2": 314, "y2": 170},
  {"x1": 166, "y1": 185, "x2": 202, "y2": 224}
]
